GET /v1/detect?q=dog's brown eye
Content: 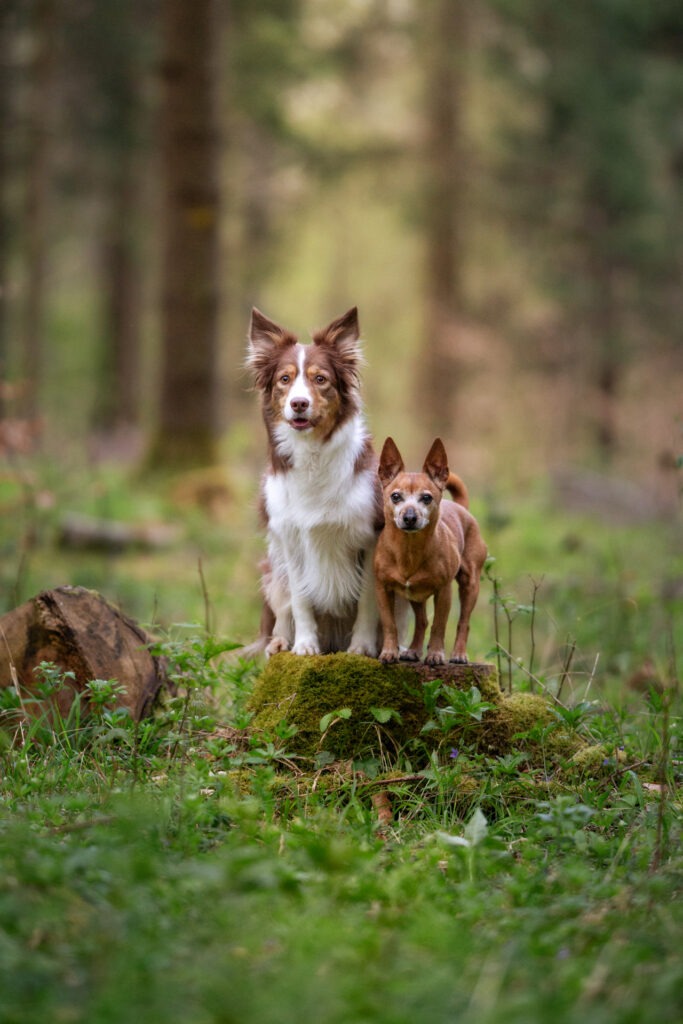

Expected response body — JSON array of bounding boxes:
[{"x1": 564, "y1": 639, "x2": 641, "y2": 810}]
[
  {"x1": 280, "y1": 374, "x2": 290, "y2": 384},
  {"x1": 314, "y1": 374, "x2": 327, "y2": 385},
  {"x1": 391, "y1": 492, "x2": 402, "y2": 504},
  {"x1": 420, "y1": 493, "x2": 433, "y2": 505}
]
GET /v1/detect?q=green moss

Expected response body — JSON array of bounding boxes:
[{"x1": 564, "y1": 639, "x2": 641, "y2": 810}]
[
  {"x1": 481, "y1": 693, "x2": 552, "y2": 752},
  {"x1": 562, "y1": 743, "x2": 626, "y2": 778},
  {"x1": 480, "y1": 692, "x2": 584, "y2": 761},
  {"x1": 249, "y1": 653, "x2": 430, "y2": 761},
  {"x1": 248, "y1": 655, "x2": 588, "y2": 768}
]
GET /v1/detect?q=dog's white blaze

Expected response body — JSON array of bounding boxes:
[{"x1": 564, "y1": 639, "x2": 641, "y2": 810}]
[{"x1": 284, "y1": 346, "x2": 312, "y2": 419}]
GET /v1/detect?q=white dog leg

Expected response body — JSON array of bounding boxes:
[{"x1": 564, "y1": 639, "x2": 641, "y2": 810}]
[{"x1": 290, "y1": 589, "x2": 321, "y2": 656}]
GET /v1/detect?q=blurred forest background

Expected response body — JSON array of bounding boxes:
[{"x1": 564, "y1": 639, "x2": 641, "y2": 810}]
[{"x1": 0, "y1": 0, "x2": 682, "y2": 657}]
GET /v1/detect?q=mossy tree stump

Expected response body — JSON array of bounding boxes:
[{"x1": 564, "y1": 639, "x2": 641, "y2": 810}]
[{"x1": 249, "y1": 653, "x2": 586, "y2": 767}]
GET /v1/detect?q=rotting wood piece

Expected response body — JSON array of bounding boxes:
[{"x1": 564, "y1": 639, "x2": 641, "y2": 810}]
[
  {"x1": 396, "y1": 660, "x2": 497, "y2": 687},
  {"x1": 0, "y1": 586, "x2": 168, "y2": 721},
  {"x1": 59, "y1": 513, "x2": 180, "y2": 552}
]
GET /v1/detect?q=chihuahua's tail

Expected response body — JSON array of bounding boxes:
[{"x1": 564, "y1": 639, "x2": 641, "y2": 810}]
[{"x1": 446, "y1": 473, "x2": 469, "y2": 509}]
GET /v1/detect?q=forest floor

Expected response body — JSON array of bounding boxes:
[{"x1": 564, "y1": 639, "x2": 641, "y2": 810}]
[{"x1": 0, "y1": 453, "x2": 682, "y2": 1023}]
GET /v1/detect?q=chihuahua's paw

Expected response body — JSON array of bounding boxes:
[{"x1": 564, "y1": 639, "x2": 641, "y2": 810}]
[
  {"x1": 449, "y1": 654, "x2": 469, "y2": 665},
  {"x1": 266, "y1": 636, "x2": 290, "y2": 657},
  {"x1": 425, "y1": 650, "x2": 446, "y2": 666},
  {"x1": 291, "y1": 639, "x2": 321, "y2": 656},
  {"x1": 379, "y1": 647, "x2": 400, "y2": 664}
]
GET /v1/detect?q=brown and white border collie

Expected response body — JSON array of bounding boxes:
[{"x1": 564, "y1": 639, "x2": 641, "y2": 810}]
[{"x1": 247, "y1": 306, "x2": 383, "y2": 657}]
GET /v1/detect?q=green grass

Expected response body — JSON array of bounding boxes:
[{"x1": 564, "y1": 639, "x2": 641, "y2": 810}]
[
  {"x1": 0, "y1": 456, "x2": 681, "y2": 1023},
  {"x1": 1, "y1": 630, "x2": 681, "y2": 1024}
]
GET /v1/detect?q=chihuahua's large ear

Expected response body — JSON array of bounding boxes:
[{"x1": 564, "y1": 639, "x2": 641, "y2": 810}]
[
  {"x1": 423, "y1": 438, "x2": 449, "y2": 489},
  {"x1": 246, "y1": 308, "x2": 297, "y2": 388},
  {"x1": 312, "y1": 307, "x2": 362, "y2": 367},
  {"x1": 378, "y1": 437, "x2": 405, "y2": 487}
]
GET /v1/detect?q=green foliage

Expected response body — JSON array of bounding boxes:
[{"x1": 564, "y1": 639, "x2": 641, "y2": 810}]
[
  {"x1": 0, "y1": 628, "x2": 681, "y2": 1023},
  {"x1": 248, "y1": 652, "x2": 526, "y2": 767},
  {"x1": 0, "y1": 444, "x2": 681, "y2": 1023},
  {"x1": 422, "y1": 684, "x2": 496, "y2": 737}
]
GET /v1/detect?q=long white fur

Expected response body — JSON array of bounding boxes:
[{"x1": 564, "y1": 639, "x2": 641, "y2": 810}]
[{"x1": 264, "y1": 411, "x2": 379, "y2": 656}]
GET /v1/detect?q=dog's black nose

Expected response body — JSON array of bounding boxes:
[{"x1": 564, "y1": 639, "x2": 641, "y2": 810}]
[
  {"x1": 402, "y1": 509, "x2": 418, "y2": 529},
  {"x1": 290, "y1": 398, "x2": 310, "y2": 414}
]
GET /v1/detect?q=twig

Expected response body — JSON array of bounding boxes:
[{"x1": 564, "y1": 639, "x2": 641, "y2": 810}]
[
  {"x1": 505, "y1": 605, "x2": 513, "y2": 694},
  {"x1": 583, "y1": 652, "x2": 600, "y2": 701},
  {"x1": 557, "y1": 638, "x2": 576, "y2": 702},
  {"x1": 357, "y1": 773, "x2": 428, "y2": 788},
  {"x1": 493, "y1": 642, "x2": 570, "y2": 711},
  {"x1": 488, "y1": 571, "x2": 503, "y2": 684},
  {"x1": 666, "y1": 613, "x2": 679, "y2": 691},
  {"x1": 650, "y1": 692, "x2": 672, "y2": 873},
  {"x1": 0, "y1": 624, "x2": 34, "y2": 750},
  {"x1": 528, "y1": 575, "x2": 544, "y2": 683},
  {"x1": 50, "y1": 815, "x2": 118, "y2": 835},
  {"x1": 613, "y1": 758, "x2": 650, "y2": 777},
  {"x1": 198, "y1": 558, "x2": 212, "y2": 635}
]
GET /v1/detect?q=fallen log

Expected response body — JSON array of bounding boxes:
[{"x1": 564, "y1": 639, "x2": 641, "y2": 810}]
[
  {"x1": 0, "y1": 586, "x2": 168, "y2": 722},
  {"x1": 58, "y1": 513, "x2": 180, "y2": 553}
]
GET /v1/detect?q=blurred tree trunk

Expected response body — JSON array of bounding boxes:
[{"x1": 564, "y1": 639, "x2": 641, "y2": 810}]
[
  {"x1": 584, "y1": 204, "x2": 620, "y2": 462},
  {"x1": 150, "y1": 0, "x2": 222, "y2": 467},
  {"x1": 20, "y1": 0, "x2": 58, "y2": 421},
  {"x1": 81, "y1": 0, "x2": 151, "y2": 435},
  {"x1": 493, "y1": 2, "x2": 683, "y2": 464},
  {"x1": 0, "y1": 4, "x2": 11, "y2": 411},
  {"x1": 97, "y1": 157, "x2": 142, "y2": 430},
  {"x1": 421, "y1": 0, "x2": 469, "y2": 438}
]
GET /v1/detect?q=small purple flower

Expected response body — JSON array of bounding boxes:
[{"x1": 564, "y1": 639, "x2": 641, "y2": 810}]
[{"x1": 450, "y1": 748, "x2": 460, "y2": 760}]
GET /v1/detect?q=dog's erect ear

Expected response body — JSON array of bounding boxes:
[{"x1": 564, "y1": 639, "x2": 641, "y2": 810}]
[
  {"x1": 378, "y1": 437, "x2": 405, "y2": 487},
  {"x1": 312, "y1": 307, "x2": 362, "y2": 365},
  {"x1": 246, "y1": 308, "x2": 298, "y2": 387},
  {"x1": 423, "y1": 438, "x2": 449, "y2": 489},
  {"x1": 248, "y1": 308, "x2": 297, "y2": 349}
]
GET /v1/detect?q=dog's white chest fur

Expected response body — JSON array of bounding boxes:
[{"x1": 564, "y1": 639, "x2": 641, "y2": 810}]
[{"x1": 265, "y1": 416, "x2": 376, "y2": 613}]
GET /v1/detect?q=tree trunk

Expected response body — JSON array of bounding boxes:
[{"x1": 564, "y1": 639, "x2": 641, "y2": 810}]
[
  {"x1": 0, "y1": 2, "x2": 12, "y2": 411},
  {"x1": 421, "y1": 0, "x2": 469, "y2": 438},
  {"x1": 584, "y1": 202, "x2": 621, "y2": 462},
  {"x1": 96, "y1": 155, "x2": 142, "y2": 430},
  {"x1": 150, "y1": 0, "x2": 222, "y2": 467},
  {"x1": 20, "y1": 0, "x2": 58, "y2": 421}
]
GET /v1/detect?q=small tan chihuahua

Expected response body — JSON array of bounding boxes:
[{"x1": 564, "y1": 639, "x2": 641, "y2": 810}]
[{"x1": 374, "y1": 437, "x2": 487, "y2": 666}]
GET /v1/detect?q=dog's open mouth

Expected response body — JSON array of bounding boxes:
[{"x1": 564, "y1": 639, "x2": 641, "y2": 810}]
[{"x1": 290, "y1": 417, "x2": 312, "y2": 431}]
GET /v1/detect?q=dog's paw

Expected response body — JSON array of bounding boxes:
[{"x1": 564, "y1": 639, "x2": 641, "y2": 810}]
[
  {"x1": 291, "y1": 639, "x2": 321, "y2": 656},
  {"x1": 449, "y1": 654, "x2": 469, "y2": 665},
  {"x1": 348, "y1": 638, "x2": 378, "y2": 658},
  {"x1": 399, "y1": 649, "x2": 421, "y2": 662},
  {"x1": 379, "y1": 647, "x2": 400, "y2": 664},
  {"x1": 266, "y1": 636, "x2": 290, "y2": 657},
  {"x1": 425, "y1": 650, "x2": 446, "y2": 666}
]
